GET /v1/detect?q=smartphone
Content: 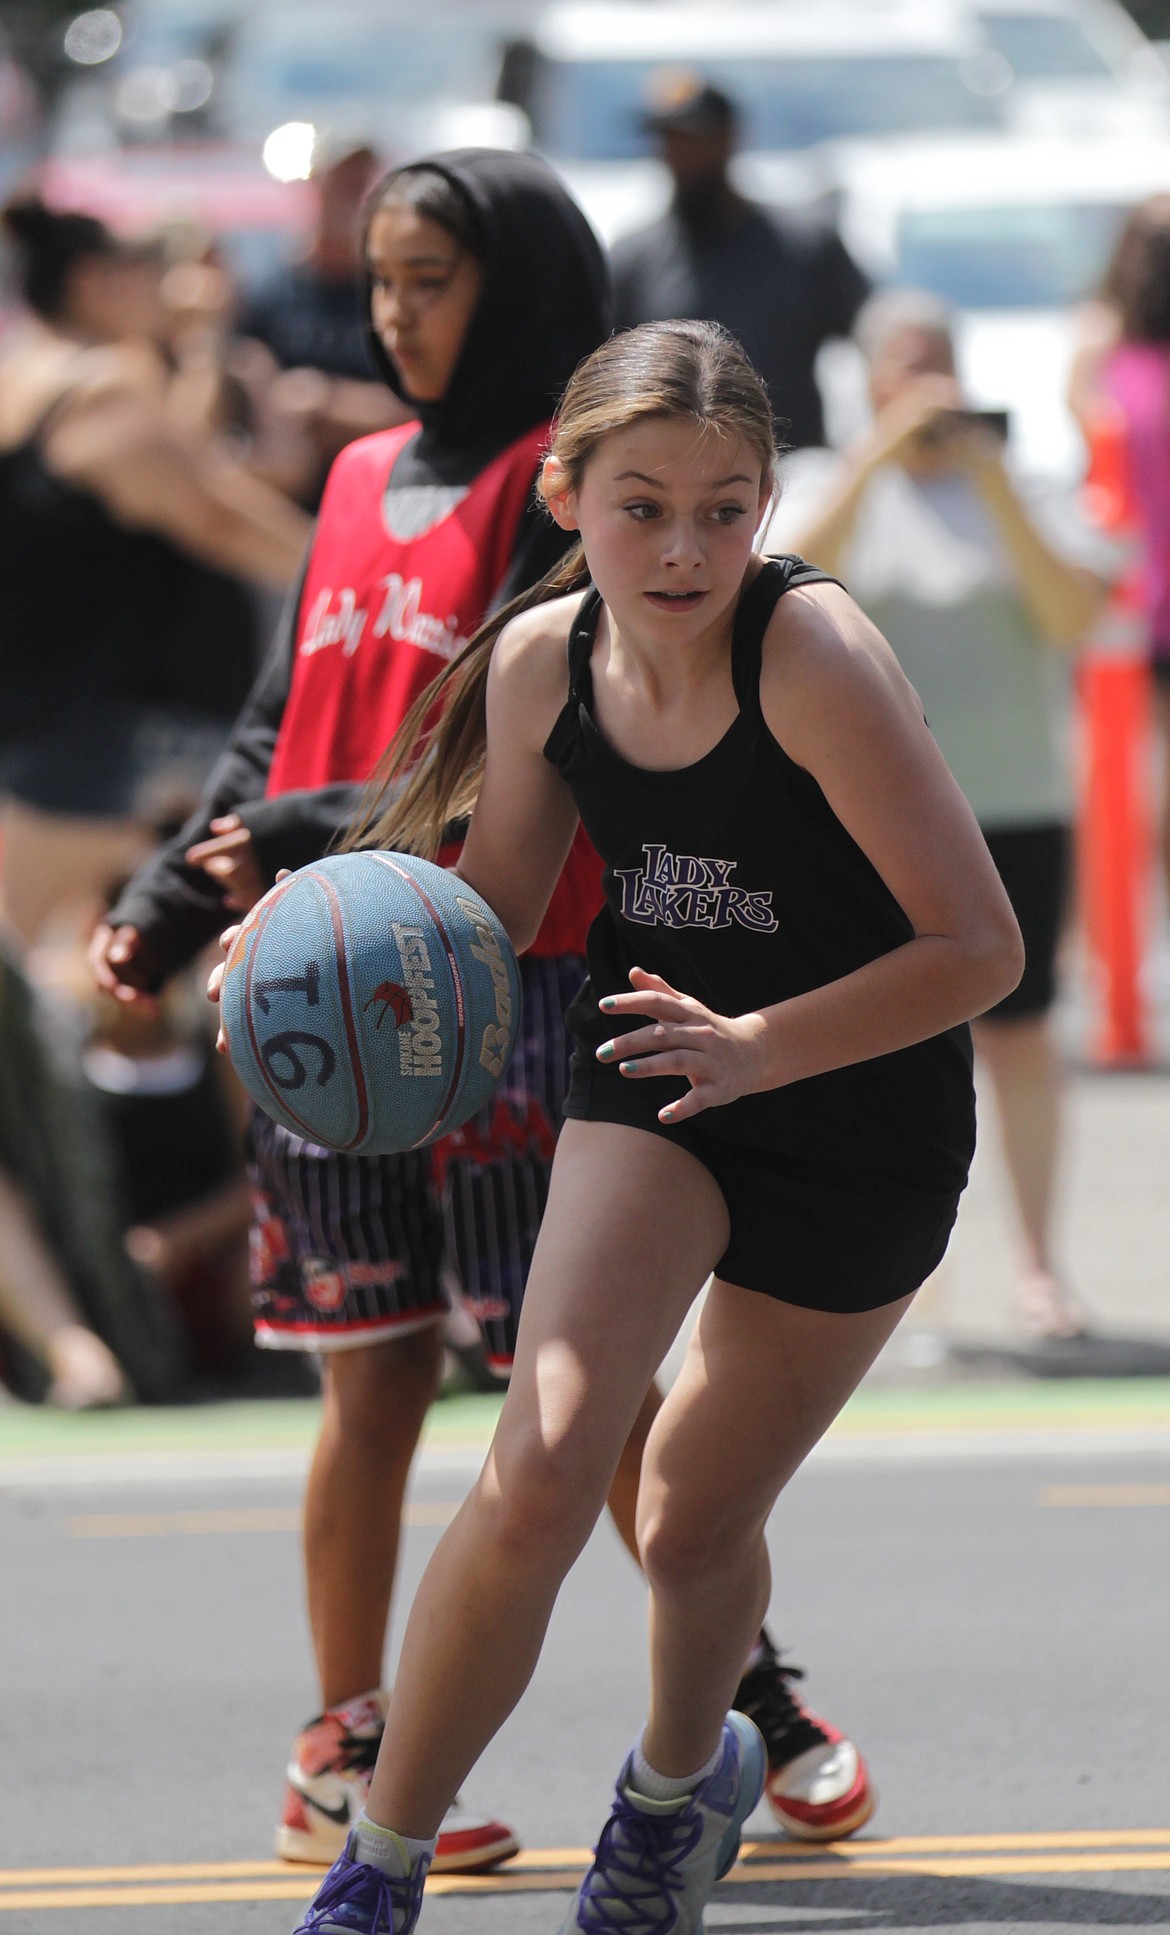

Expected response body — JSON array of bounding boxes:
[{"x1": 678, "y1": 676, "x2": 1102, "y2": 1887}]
[
  {"x1": 918, "y1": 407, "x2": 1010, "y2": 449},
  {"x1": 962, "y1": 408, "x2": 1010, "y2": 441}
]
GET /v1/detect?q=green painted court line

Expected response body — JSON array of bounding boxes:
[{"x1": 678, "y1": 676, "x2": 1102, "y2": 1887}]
[
  {"x1": 2, "y1": 1380, "x2": 1169, "y2": 1470},
  {"x1": 833, "y1": 1377, "x2": 1170, "y2": 1433},
  {"x1": 0, "y1": 1392, "x2": 504, "y2": 1463}
]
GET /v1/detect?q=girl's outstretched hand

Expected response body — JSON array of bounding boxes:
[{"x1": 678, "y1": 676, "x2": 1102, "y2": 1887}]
[
  {"x1": 89, "y1": 922, "x2": 160, "y2": 1010},
  {"x1": 596, "y1": 966, "x2": 769, "y2": 1125}
]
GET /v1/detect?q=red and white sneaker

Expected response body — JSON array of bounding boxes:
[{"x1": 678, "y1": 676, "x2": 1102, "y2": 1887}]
[
  {"x1": 732, "y1": 1635, "x2": 875, "y2": 1842},
  {"x1": 429, "y1": 1797, "x2": 520, "y2": 1876},
  {"x1": 275, "y1": 1690, "x2": 520, "y2": 1874}
]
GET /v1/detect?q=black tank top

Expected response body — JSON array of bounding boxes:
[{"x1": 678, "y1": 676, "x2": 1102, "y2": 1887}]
[
  {"x1": 543, "y1": 555, "x2": 975, "y2": 1197},
  {"x1": 0, "y1": 411, "x2": 258, "y2": 741}
]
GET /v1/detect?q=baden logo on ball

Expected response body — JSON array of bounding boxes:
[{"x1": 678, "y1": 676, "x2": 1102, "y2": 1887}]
[{"x1": 220, "y1": 853, "x2": 523, "y2": 1156}]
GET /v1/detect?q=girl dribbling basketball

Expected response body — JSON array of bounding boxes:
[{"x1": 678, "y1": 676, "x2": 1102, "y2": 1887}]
[
  {"x1": 282, "y1": 320, "x2": 1023, "y2": 1934},
  {"x1": 100, "y1": 151, "x2": 874, "y2": 1865}
]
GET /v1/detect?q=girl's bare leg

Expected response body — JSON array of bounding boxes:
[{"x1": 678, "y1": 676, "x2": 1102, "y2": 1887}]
[
  {"x1": 637, "y1": 1278, "x2": 913, "y2": 1776},
  {"x1": 304, "y1": 1329, "x2": 443, "y2": 1709},
  {"x1": 607, "y1": 1379, "x2": 664, "y2": 1563},
  {"x1": 365, "y1": 1121, "x2": 730, "y2": 1837}
]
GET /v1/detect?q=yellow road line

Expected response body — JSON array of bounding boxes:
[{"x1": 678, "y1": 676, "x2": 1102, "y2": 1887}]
[
  {"x1": 59, "y1": 1483, "x2": 1170, "y2": 1536},
  {"x1": 65, "y1": 1502, "x2": 458, "y2": 1538},
  {"x1": 1041, "y1": 1484, "x2": 1170, "y2": 1508},
  {"x1": 738, "y1": 1853, "x2": 1170, "y2": 1880},
  {"x1": 7, "y1": 1855, "x2": 1170, "y2": 1911},
  {"x1": 11, "y1": 1827, "x2": 1169, "y2": 1882},
  {"x1": 0, "y1": 1882, "x2": 318, "y2": 1910},
  {"x1": 7, "y1": 1833, "x2": 1170, "y2": 1909},
  {"x1": 0, "y1": 1863, "x2": 300, "y2": 1886},
  {"x1": 751, "y1": 1828, "x2": 1170, "y2": 1855}
]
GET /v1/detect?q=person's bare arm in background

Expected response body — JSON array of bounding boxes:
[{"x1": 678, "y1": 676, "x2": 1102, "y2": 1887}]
[{"x1": 44, "y1": 356, "x2": 311, "y2": 589}]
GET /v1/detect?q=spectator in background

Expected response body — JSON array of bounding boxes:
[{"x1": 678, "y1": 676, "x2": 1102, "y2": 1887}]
[
  {"x1": 1069, "y1": 196, "x2": 1170, "y2": 908},
  {"x1": 0, "y1": 1166, "x2": 129, "y2": 1407},
  {"x1": 0, "y1": 941, "x2": 186, "y2": 1407},
  {"x1": 769, "y1": 290, "x2": 1114, "y2": 1340},
  {"x1": 76, "y1": 866, "x2": 253, "y2": 1380},
  {"x1": 2, "y1": 822, "x2": 254, "y2": 1401},
  {"x1": 0, "y1": 198, "x2": 310, "y2": 949},
  {"x1": 240, "y1": 140, "x2": 410, "y2": 505},
  {"x1": 82, "y1": 998, "x2": 253, "y2": 1381},
  {"x1": 155, "y1": 221, "x2": 322, "y2": 509},
  {"x1": 611, "y1": 74, "x2": 869, "y2": 446}
]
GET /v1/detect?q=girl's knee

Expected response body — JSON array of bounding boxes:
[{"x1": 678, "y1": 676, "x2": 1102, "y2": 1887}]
[
  {"x1": 484, "y1": 1425, "x2": 607, "y2": 1570},
  {"x1": 637, "y1": 1496, "x2": 760, "y2": 1596}
]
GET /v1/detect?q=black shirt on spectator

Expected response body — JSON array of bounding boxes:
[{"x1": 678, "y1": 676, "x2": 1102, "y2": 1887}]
[
  {"x1": 241, "y1": 263, "x2": 375, "y2": 382},
  {"x1": 612, "y1": 197, "x2": 869, "y2": 450}
]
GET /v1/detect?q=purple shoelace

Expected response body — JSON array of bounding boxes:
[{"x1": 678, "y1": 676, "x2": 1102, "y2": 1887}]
[
  {"x1": 302, "y1": 1850, "x2": 427, "y2": 1934},
  {"x1": 575, "y1": 1790, "x2": 703, "y2": 1932}
]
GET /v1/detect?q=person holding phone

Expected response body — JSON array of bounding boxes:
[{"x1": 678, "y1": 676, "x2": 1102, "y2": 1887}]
[{"x1": 769, "y1": 289, "x2": 1116, "y2": 1342}]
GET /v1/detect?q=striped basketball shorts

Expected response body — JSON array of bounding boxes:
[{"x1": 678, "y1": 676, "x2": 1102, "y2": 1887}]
[{"x1": 247, "y1": 955, "x2": 584, "y2": 1364}]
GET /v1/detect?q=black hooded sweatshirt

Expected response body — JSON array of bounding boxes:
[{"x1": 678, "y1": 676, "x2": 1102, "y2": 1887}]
[{"x1": 110, "y1": 150, "x2": 611, "y2": 985}]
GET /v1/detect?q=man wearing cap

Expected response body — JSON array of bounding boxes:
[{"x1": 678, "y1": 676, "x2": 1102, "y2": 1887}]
[{"x1": 612, "y1": 74, "x2": 869, "y2": 449}]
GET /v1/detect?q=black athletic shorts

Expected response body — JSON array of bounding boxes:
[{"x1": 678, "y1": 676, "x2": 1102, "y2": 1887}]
[
  {"x1": 981, "y1": 822, "x2": 1070, "y2": 1021},
  {"x1": 564, "y1": 1056, "x2": 962, "y2": 1316}
]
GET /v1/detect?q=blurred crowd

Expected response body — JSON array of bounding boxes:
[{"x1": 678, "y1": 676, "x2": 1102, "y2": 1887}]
[{"x1": 1, "y1": 73, "x2": 1168, "y2": 1408}]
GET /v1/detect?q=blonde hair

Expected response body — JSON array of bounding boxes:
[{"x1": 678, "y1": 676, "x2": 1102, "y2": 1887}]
[{"x1": 343, "y1": 319, "x2": 777, "y2": 857}]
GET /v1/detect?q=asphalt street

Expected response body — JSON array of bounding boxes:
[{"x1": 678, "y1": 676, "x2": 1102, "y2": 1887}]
[{"x1": 5, "y1": 1396, "x2": 1170, "y2": 1935}]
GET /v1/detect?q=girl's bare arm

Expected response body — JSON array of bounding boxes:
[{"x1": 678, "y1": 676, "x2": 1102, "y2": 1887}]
[
  {"x1": 454, "y1": 603, "x2": 582, "y2": 953},
  {"x1": 44, "y1": 373, "x2": 311, "y2": 589}
]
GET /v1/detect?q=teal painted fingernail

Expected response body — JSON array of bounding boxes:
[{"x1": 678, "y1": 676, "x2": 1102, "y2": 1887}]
[
  {"x1": 600, "y1": 996, "x2": 616, "y2": 1011},
  {"x1": 597, "y1": 1042, "x2": 615, "y2": 1061},
  {"x1": 620, "y1": 1061, "x2": 638, "y2": 1075}
]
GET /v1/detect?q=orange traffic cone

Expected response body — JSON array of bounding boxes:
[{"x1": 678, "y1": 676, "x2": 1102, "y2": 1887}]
[{"x1": 1077, "y1": 406, "x2": 1153, "y2": 1065}]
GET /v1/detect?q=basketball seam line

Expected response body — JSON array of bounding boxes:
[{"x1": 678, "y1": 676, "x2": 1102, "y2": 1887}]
[
  {"x1": 241, "y1": 878, "x2": 329, "y2": 1146},
  {"x1": 316, "y1": 870, "x2": 372, "y2": 1152}
]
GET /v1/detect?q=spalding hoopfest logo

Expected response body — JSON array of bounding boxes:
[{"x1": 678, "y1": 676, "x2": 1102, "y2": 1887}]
[
  {"x1": 387, "y1": 924, "x2": 444, "y2": 1077},
  {"x1": 455, "y1": 896, "x2": 513, "y2": 1079}
]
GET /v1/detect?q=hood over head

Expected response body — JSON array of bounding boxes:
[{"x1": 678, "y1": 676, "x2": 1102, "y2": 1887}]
[{"x1": 364, "y1": 147, "x2": 611, "y2": 462}]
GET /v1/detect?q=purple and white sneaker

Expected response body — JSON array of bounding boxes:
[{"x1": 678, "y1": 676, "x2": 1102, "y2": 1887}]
[
  {"x1": 558, "y1": 1712, "x2": 766, "y2": 1932},
  {"x1": 291, "y1": 1828, "x2": 429, "y2": 1934}
]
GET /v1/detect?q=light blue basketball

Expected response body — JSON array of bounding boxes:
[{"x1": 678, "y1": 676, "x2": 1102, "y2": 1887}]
[{"x1": 220, "y1": 852, "x2": 522, "y2": 1154}]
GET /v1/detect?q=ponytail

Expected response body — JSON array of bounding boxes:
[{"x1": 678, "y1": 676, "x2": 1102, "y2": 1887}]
[{"x1": 341, "y1": 540, "x2": 589, "y2": 857}]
